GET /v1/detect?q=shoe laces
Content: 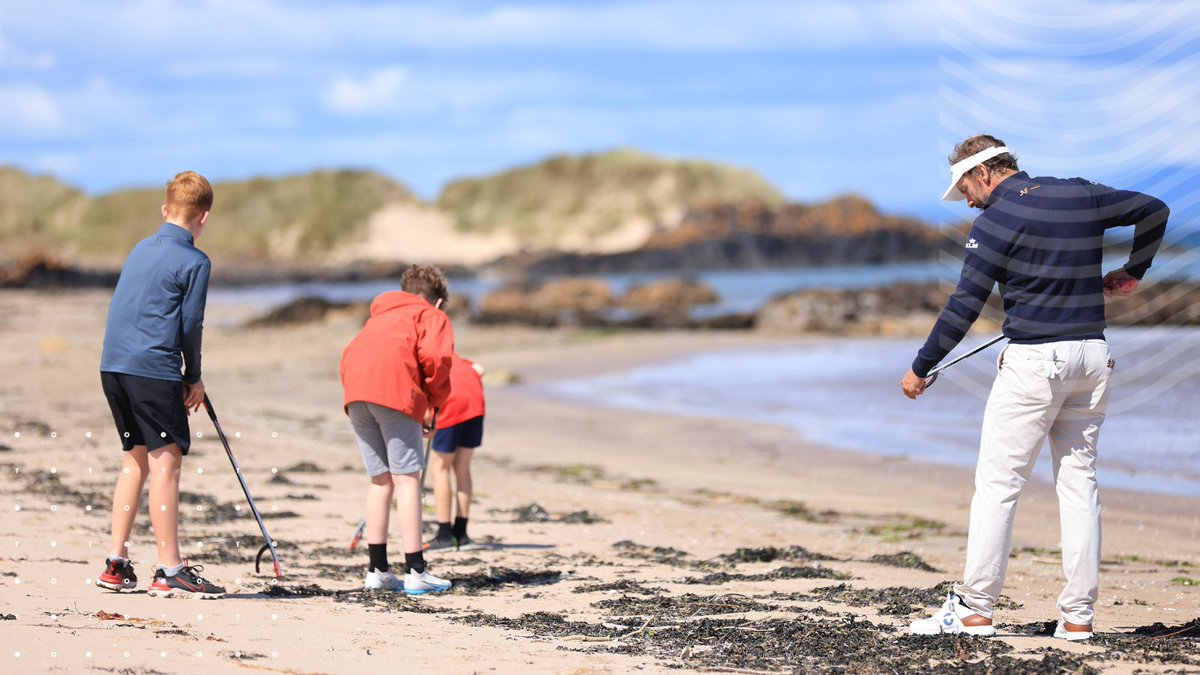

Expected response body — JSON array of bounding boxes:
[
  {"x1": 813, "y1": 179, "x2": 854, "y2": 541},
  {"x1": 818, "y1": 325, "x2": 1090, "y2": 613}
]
[{"x1": 181, "y1": 564, "x2": 210, "y2": 583}]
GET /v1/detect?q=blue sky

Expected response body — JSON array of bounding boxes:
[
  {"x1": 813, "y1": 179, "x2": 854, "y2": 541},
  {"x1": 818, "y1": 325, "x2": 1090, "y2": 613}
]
[{"x1": 0, "y1": 0, "x2": 1196, "y2": 226}]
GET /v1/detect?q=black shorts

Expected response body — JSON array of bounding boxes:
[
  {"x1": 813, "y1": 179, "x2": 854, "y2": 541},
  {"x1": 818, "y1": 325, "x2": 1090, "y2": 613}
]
[
  {"x1": 432, "y1": 416, "x2": 484, "y2": 454},
  {"x1": 100, "y1": 372, "x2": 191, "y2": 454}
]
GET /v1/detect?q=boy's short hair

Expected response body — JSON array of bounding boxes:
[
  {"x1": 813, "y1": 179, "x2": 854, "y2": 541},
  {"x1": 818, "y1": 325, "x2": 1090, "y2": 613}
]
[
  {"x1": 401, "y1": 264, "x2": 450, "y2": 306},
  {"x1": 165, "y1": 171, "x2": 214, "y2": 221}
]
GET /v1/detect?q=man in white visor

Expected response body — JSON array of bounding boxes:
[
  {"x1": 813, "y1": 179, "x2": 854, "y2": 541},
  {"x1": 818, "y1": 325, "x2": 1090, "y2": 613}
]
[{"x1": 900, "y1": 135, "x2": 1170, "y2": 640}]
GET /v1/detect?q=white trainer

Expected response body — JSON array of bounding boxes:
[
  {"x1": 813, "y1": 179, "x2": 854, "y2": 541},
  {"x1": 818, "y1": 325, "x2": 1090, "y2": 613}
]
[
  {"x1": 363, "y1": 569, "x2": 403, "y2": 592},
  {"x1": 909, "y1": 593, "x2": 997, "y2": 637},
  {"x1": 404, "y1": 569, "x2": 452, "y2": 596},
  {"x1": 1054, "y1": 621, "x2": 1093, "y2": 641}
]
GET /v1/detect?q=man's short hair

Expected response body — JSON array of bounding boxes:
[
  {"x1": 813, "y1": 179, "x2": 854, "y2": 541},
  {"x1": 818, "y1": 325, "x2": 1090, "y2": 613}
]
[
  {"x1": 165, "y1": 171, "x2": 214, "y2": 221},
  {"x1": 401, "y1": 264, "x2": 450, "y2": 306},
  {"x1": 950, "y1": 134, "x2": 1019, "y2": 177}
]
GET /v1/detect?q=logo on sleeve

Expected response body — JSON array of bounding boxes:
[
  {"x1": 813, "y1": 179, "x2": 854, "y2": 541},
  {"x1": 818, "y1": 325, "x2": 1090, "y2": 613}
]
[{"x1": 965, "y1": 237, "x2": 980, "y2": 249}]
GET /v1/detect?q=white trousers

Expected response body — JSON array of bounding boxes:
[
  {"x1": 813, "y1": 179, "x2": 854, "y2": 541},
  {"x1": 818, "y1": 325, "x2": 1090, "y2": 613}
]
[{"x1": 953, "y1": 339, "x2": 1112, "y2": 626}]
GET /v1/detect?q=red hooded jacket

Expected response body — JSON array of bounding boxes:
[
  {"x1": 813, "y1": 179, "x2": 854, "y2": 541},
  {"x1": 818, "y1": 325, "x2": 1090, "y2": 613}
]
[
  {"x1": 340, "y1": 291, "x2": 454, "y2": 423},
  {"x1": 436, "y1": 354, "x2": 486, "y2": 429}
]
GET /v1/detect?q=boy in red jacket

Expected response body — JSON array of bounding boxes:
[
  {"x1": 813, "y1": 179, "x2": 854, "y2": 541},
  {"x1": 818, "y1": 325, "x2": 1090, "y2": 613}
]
[
  {"x1": 340, "y1": 265, "x2": 454, "y2": 595},
  {"x1": 425, "y1": 353, "x2": 486, "y2": 551}
]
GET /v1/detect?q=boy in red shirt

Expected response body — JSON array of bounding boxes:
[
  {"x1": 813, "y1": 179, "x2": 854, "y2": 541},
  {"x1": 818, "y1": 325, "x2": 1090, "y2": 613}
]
[
  {"x1": 425, "y1": 353, "x2": 485, "y2": 551},
  {"x1": 340, "y1": 265, "x2": 454, "y2": 594}
]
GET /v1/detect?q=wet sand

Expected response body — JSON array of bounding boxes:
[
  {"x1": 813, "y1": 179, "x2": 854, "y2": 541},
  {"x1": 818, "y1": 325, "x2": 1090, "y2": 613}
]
[{"x1": 0, "y1": 289, "x2": 1197, "y2": 674}]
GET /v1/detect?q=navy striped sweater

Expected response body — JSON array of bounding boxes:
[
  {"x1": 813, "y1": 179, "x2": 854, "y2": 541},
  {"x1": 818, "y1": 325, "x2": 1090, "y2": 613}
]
[{"x1": 912, "y1": 171, "x2": 1169, "y2": 378}]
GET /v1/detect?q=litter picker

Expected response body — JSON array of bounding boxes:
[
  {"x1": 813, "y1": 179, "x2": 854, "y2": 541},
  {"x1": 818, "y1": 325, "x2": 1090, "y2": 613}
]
[
  {"x1": 419, "y1": 410, "x2": 438, "y2": 492},
  {"x1": 923, "y1": 334, "x2": 1006, "y2": 387},
  {"x1": 348, "y1": 518, "x2": 366, "y2": 552},
  {"x1": 203, "y1": 394, "x2": 284, "y2": 578}
]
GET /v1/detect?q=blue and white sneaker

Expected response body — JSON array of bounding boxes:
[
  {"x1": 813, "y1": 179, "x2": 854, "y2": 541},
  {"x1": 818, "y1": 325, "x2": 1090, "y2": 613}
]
[
  {"x1": 404, "y1": 569, "x2": 451, "y2": 595},
  {"x1": 909, "y1": 593, "x2": 996, "y2": 637}
]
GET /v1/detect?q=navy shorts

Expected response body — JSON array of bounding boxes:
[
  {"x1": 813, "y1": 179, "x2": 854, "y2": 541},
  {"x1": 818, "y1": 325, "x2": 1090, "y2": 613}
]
[
  {"x1": 101, "y1": 372, "x2": 191, "y2": 454},
  {"x1": 432, "y1": 416, "x2": 484, "y2": 454}
]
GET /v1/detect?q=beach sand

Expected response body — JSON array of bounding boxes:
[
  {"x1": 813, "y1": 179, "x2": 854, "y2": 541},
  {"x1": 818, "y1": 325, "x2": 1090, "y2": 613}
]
[{"x1": 1, "y1": 289, "x2": 1197, "y2": 674}]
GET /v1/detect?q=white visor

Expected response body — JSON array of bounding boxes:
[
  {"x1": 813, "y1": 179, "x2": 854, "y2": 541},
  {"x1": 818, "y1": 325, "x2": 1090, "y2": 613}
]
[{"x1": 942, "y1": 146, "x2": 1010, "y2": 201}]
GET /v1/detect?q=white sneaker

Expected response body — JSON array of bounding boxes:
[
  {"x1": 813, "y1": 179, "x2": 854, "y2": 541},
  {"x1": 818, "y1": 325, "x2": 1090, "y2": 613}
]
[
  {"x1": 363, "y1": 569, "x2": 403, "y2": 592},
  {"x1": 1054, "y1": 621, "x2": 1093, "y2": 641},
  {"x1": 404, "y1": 569, "x2": 452, "y2": 596},
  {"x1": 909, "y1": 593, "x2": 997, "y2": 637}
]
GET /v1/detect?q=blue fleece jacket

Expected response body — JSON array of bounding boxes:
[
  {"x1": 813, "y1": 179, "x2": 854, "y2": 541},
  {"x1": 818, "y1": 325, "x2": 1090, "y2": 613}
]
[{"x1": 100, "y1": 222, "x2": 211, "y2": 383}]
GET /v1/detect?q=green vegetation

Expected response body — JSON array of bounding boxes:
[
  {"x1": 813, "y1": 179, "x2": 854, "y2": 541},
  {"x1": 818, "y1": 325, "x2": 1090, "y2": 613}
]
[
  {"x1": 2, "y1": 150, "x2": 790, "y2": 264},
  {"x1": 0, "y1": 168, "x2": 412, "y2": 263},
  {"x1": 863, "y1": 515, "x2": 948, "y2": 543},
  {"x1": 0, "y1": 166, "x2": 87, "y2": 252},
  {"x1": 437, "y1": 148, "x2": 785, "y2": 241}
]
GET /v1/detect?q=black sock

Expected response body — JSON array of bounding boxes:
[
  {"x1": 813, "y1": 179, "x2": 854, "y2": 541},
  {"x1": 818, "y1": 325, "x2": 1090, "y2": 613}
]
[
  {"x1": 404, "y1": 551, "x2": 426, "y2": 575},
  {"x1": 452, "y1": 517, "x2": 469, "y2": 540},
  {"x1": 436, "y1": 521, "x2": 453, "y2": 540},
  {"x1": 368, "y1": 543, "x2": 388, "y2": 573}
]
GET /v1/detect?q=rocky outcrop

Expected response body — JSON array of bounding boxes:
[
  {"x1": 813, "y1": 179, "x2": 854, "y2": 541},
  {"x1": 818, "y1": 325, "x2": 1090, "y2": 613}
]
[
  {"x1": 502, "y1": 197, "x2": 949, "y2": 276},
  {"x1": 476, "y1": 277, "x2": 737, "y2": 329},
  {"x1": 478, "y1": 278, "x2": 615, "y2": 327},
  {"x1": 244, "y1": 297, "x2": 367, "y2": 328},
  {"x1": 1106, "y1": 281, "x2": 1200, "y2": 326},
  {"x1": 620, "y1": 279, "x2": 718, "y2": 313},
  {"x1": 245, "y1": 292, "x2": 473, "y2": 329},
  {"x1": 0, "y1": 252, "x2": 119, "y2": 288},
  {"x1": 756, "y1": 279, "x2": 1200, "y2": 336},
  {"x1": 757, "y1": 283, "x2": 998, "y2": 337}
]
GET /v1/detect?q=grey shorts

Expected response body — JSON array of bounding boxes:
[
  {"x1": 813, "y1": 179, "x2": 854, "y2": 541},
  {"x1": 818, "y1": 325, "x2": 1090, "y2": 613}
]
[{"x1": 347, "y1": 402, "x2": 425, "y2": 477}]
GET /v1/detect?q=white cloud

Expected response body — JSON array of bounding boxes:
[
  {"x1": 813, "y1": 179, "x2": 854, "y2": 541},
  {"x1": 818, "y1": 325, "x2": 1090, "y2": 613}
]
[
  {"x1": 1, "y1": 0, "x2": 939, "y2": 58},
  {"x1": 0, "y1": 34, "x2": 56, "y2": 70},
  {"x1": 323, "y1": 65, "x2": 584, "y2": 118},
  {"x1": 0, "y1": 83, "x2": 63, "y2": 137},
  {"x1": 325, "y1": 65, "x2": 410, "y2": 117},
  {"x1": 33, "y1": 152, "x2": 81, "y2": 176}
]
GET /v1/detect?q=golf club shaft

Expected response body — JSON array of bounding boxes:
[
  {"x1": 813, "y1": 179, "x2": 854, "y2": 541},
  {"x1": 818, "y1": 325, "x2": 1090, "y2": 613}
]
[
  {"x1": 203, "y1": 394, "x2": 283, "y2": 578},
  {"x1": 927, "y1": 334, "x2": 1006, "y2": 378}
]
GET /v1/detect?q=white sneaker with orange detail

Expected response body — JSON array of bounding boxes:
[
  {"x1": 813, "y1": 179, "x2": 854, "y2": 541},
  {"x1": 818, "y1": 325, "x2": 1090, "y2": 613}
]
[{"x1": 909, "y1": 593, "x2": 997, "y2": 637}]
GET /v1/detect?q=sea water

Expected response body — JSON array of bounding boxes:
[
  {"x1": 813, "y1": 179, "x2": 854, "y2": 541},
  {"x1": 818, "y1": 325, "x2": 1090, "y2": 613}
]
[
  {"x1": 210, "y1": 252, "x2": 1200, "y2": 318},
  {"x1": 547, "y1": 327, "x2": 1200, "y2": 497}
]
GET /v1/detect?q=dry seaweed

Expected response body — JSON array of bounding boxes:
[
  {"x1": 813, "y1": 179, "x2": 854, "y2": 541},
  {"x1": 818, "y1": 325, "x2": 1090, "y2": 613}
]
[
  {"x1": 715, "y1": 546, "x2": 837, "y2": 565},
  {"x1": 682, "y1": 565, "x2": 852, "y2": 585},
  {"x1": 498, "y1": 503, "x2": 609, "y2": 524},
  {"x1": 451, "y1": 567, "x2": 564, "y2": 595},
  {"x1": 573, "y1": 579, "x2": 666, "y2": 595},
  {"x1": 867, "y1": 551, "x2": 942, "y2": 573}
]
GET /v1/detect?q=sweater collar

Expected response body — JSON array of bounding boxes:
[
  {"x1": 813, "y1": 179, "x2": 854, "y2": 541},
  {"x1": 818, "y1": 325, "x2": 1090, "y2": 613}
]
[
  {"x1": 158, "y1": 222, "x2": 195, "y2": 245},
  {"x1": 985, "y1": 171, "x2": 1031, "y2": 209}
]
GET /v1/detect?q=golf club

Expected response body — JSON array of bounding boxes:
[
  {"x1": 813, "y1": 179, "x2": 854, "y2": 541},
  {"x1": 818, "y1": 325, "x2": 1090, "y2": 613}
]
[
  {"x1": 203, "y1": 394, "x2": 284, "y2": 578},
  {"x1": 924, "y1": 334, "x2": 1006, "y2": 387}
]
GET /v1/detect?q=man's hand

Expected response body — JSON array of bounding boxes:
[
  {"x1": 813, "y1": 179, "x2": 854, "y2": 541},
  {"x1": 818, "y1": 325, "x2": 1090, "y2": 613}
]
[
  {"x1": 183, "y1": 378, "x2": 205, "y2": 414},
  {"x1": 901, "y1": 369, "x2": 927, "y2": 400},
  {"x1": 1102, "y1": 269, "x2": 1140, "y2": 297}
]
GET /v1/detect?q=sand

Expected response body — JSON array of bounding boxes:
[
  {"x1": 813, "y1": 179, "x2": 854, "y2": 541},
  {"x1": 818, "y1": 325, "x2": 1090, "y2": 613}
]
[{"x1": 0, "y1": 289, "x2": 1197, "y2": 674}]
